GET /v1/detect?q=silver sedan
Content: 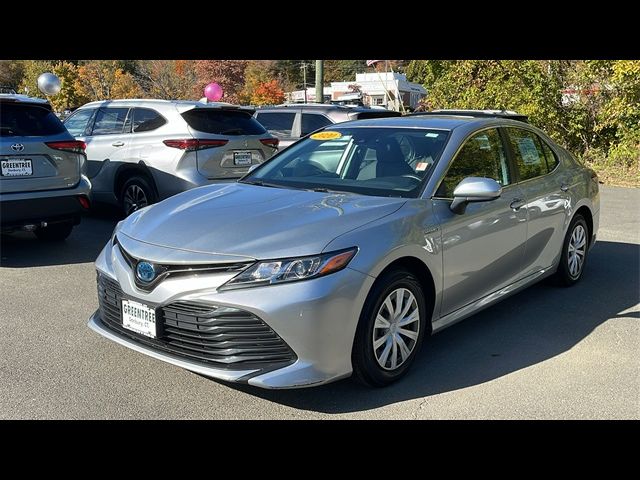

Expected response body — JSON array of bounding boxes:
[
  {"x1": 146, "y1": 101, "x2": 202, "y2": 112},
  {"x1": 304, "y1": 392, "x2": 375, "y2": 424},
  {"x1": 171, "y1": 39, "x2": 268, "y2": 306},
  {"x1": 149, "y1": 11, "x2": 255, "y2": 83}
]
[{"x1": 88, "y1": 114, "x2": 600, "y2": 388}]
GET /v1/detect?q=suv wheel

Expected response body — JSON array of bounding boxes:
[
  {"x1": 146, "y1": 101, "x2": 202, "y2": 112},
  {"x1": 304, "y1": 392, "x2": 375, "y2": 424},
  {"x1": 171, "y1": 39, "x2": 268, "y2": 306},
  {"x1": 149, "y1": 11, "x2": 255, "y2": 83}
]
[
  {"x1": 34, "y1": 222, "x2": 74, "y2": 241},
  {"x1": 120, "y1": 175, "x2": 156, "y2": 217}
]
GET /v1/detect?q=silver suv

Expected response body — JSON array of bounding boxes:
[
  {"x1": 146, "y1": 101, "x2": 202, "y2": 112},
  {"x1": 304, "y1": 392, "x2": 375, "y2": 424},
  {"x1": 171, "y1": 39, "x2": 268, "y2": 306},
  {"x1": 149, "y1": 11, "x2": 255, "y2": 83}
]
[
  {"x1": 254, "y1": 104, "x2": 400, "y2": 150},
  {"x1": 64, "y1": 100, "x2": 278, "y2": 216},
  {"x1": 1, "y1": 94, "x2": 91, "y2": 240}
]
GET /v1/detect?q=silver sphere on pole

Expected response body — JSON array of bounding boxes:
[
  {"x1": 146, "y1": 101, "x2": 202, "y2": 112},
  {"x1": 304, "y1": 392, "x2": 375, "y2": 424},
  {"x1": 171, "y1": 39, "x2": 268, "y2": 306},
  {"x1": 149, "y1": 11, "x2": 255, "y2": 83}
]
[{"x1": 37, "y1": 73, "x2": 61, "y2": 96}]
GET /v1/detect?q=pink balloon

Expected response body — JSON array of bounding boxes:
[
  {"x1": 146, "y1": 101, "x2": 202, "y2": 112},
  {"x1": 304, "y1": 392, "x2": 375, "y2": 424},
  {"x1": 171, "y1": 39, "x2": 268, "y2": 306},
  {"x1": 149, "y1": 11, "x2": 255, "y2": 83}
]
[{"x1": 204, "y1": 82, "x2": 223, "y2": 102}]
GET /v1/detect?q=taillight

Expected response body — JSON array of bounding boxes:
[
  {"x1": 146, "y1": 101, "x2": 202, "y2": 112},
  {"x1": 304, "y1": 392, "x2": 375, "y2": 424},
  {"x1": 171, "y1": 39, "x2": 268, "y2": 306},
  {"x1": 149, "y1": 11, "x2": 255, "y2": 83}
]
[
  {"x1": 163, "y1": 139, "x2": 229, "y2": 151},
  {"x1": 46, "y1": 140, "x2": 86, "y2": 154},
  {"x1": 260, "y1": 138, "x2": 279, "y2": 149}
]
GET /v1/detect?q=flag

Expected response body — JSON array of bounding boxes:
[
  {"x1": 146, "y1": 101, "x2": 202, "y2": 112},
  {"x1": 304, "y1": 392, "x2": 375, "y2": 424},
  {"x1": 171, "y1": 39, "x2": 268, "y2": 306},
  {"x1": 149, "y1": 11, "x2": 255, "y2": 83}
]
[{"x1": 366, "y1": 60, "x2": 381, "y2": 67}]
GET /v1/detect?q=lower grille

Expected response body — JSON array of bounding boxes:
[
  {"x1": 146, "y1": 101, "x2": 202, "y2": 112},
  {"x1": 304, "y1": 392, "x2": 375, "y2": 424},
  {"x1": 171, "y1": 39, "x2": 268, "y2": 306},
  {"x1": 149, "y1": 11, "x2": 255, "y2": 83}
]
[{"x1": 96, "y1": 273, "x2": 296, "y2": 370}]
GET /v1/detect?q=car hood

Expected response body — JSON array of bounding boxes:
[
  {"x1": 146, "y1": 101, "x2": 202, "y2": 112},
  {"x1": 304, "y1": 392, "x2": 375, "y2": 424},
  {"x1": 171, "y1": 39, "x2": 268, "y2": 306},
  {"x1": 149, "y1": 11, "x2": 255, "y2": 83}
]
[{"x1": 120, "y1": 183, "x2": 406, "y2": 260}]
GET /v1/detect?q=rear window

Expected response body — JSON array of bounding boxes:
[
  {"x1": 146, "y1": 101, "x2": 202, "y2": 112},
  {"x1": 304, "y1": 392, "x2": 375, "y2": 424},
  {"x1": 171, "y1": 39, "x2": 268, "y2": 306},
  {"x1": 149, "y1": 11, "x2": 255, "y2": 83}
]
[
  {"x1": 0, "y1": 103, "x2": 66, "y2": 137},
  {"x1": 255, "y1": 112, "x2": 296, "y2": 138},
  {"x1": 182, "y1": 109, "x2": 266, "y2": 135}
]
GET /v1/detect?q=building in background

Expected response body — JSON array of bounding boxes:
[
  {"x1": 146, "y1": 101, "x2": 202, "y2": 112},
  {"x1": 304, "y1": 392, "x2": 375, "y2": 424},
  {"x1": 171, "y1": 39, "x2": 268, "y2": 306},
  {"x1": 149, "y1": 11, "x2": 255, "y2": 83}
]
[{"x1": 285, "y1": 72, "x2": 426, "y2": 111}]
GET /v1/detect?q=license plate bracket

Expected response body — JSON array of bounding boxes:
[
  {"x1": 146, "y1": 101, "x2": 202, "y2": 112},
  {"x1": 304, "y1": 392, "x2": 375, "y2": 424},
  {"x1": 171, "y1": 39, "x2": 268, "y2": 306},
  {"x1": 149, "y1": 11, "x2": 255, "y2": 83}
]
[
  {"x1": 1, "y1": 158, "x2": 33, "y2": 176},
  {"x1": 233, "y1": 151, "x2": 252, "y2": 166},
  {"x1": 122, "y1": 299, "x2": 158, "y2": 338}
]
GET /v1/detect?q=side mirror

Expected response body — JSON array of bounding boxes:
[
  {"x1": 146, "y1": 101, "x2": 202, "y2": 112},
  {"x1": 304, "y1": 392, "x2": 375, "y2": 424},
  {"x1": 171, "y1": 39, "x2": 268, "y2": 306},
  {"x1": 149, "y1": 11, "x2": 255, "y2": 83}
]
[{"x1": 450, "y1": 177, "x2": 502, "y2": 214}]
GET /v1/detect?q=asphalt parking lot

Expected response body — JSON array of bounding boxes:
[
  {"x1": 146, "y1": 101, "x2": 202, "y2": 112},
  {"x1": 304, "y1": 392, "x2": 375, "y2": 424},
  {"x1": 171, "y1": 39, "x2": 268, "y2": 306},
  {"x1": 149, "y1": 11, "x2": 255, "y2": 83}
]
[{"x1": 1, "y1": 186, "x2": 638, "y2": 419}]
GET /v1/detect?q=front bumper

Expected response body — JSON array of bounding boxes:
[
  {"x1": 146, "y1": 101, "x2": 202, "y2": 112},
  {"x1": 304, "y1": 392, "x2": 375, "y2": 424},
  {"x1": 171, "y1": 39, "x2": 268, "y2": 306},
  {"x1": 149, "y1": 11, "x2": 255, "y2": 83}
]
[
  {"x1": 88, "y1": 237, "x2": 375, "y2": 389},
  {"x1": 0, "y1": 175, "x2": 91, "y2": 228}
]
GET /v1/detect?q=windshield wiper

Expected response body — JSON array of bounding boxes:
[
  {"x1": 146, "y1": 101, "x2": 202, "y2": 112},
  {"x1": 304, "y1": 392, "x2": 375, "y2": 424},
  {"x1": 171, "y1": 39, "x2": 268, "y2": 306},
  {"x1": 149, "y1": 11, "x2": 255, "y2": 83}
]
[
  {"x1": 309, "y1": 187, "x2": 350, "y2": 194},
  {"x1": 240, "y1": 180, "x2": 286, "y2": 189}
]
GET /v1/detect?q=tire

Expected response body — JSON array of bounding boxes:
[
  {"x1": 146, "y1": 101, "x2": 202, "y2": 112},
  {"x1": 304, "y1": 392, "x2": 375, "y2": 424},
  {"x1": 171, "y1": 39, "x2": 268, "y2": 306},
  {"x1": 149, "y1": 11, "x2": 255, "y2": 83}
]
[
  {"x1": 352, "y1": 268, "x2": 428, "y2": 387},
  {"x1": 34, "y1": 222, "x2": 74, "y2": 241},
  {"x1": 554, "y1": 214, "x2": 589, "y2": 287},
  {"x1": 120, "y1": 175, "x2": 156, "y2": 217}
]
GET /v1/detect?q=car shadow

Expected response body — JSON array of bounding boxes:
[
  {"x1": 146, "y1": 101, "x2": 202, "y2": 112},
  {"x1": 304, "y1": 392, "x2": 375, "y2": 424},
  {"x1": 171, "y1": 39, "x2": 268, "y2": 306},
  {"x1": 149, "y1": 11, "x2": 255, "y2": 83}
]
[
  {"x1": 0, "y1": 206, "x2": 121, "y2": 268},
  {"x1": 227, "y1": 240, "x2": 639, "y2": 413}
]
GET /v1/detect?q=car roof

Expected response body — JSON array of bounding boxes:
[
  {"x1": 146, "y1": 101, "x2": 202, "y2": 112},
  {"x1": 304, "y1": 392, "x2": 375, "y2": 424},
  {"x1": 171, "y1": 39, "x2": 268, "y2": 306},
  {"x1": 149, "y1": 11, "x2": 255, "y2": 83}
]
[
  {"x1": 255, "y1": 103, "x2": 395, "y2": 114},
  {"x1": 77, "y1": 99, "x2": 255, "y2": 114},
  {"x1": 326, "y1": 114, "x2": 504, "y2": 130},
  {"x1": 0, "y1": 93, "x2": 52, "y2": 109}
]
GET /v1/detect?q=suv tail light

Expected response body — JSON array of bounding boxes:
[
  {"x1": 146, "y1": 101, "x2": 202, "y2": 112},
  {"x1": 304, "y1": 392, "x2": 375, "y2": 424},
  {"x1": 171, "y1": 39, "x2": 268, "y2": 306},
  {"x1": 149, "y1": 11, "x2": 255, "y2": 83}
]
[
  {"x1": 260, "y1": 138, "x2": 279, "y2": 149},
  {"x1": 45, "y1": 140, "x2": 86, "y2": 153},
  {"x1": 163, "y1": 139, "x2": 229, "y2": 151}
]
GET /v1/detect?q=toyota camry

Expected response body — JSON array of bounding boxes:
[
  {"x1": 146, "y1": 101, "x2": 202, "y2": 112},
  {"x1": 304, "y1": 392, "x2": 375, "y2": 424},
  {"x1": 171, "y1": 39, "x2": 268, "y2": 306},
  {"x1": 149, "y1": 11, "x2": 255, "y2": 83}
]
[{"x1": 88, "y1": 111, "x2": 600, "y2": 388}]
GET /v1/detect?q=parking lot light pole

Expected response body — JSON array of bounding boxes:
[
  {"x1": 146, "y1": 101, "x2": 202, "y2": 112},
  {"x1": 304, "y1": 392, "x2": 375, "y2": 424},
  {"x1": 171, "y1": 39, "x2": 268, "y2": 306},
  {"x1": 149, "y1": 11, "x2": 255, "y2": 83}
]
[{"x1": 315, "y1": 60, "x2": 324, "y2": 103}]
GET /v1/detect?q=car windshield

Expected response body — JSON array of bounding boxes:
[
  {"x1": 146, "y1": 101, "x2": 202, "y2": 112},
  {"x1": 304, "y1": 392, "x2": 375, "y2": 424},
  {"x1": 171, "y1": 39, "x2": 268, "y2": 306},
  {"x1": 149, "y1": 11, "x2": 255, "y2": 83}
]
[{"x1": 241, "y1": 127, "x2": 449, "y2": 198}]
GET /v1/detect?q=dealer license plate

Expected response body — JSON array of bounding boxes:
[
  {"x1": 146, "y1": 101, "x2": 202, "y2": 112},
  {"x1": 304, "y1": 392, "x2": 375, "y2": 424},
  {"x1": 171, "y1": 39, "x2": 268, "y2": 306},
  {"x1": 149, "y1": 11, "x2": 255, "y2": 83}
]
[
  {"x1": 122, "y1": 299, "x2": 157, "y2": 338},
  {"x1": 1, "y1": 159, "x2": 32, "y2": 176},
  {"x1": 233, "y1": 151, "x2": 252, "y2": 166}
]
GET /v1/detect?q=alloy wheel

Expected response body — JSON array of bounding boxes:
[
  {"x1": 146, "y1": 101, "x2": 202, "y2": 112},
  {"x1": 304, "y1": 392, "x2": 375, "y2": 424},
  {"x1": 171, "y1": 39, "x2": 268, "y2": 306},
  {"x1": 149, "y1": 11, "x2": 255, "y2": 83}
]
[{"x1": 123, "y1": 184, "x2": 148, "y2": 216}]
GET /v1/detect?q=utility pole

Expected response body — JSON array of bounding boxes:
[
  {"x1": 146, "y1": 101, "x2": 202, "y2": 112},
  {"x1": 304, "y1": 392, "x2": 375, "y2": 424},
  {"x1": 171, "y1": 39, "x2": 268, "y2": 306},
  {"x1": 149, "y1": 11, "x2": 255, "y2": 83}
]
[
  {"x1": 315, "y1": 60, "x2": 324, "y2": 103},
  {"x1": 300, "y1": 62, "x2": 309, "y2": 104}
]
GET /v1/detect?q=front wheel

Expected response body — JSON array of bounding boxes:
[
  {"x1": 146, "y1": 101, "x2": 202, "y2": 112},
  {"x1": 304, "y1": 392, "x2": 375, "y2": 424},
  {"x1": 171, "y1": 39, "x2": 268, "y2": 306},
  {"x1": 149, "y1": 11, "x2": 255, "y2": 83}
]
[
  {"x1": 352, "y1": 268, "x2": 428, "y2": 387},
  {"x1": 554, "y1": 214, "x2": 589, "y2": 286}
]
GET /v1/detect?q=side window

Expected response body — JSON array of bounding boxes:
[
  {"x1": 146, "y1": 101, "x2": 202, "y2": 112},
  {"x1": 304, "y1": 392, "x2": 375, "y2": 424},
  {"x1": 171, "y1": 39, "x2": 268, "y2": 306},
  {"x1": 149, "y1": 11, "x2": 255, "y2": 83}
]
[
  {"x1": 91, "y1": 108, "x2": 130, "y2": 136},
  {"x1": 63, "y1": 109, "x2": 95, "y2": 137},
  {"x1": 301, "y1": 113, "x2": 332, "y2": 136},
  {"x1": 438, "y1": 128, "x2": 510, "y2": 198},
  {"x1": 255, "y1": 112, "x2": 296, "y2": 138},
  {"x1": 132, "y1": 108, "x2": 166, "y2": 133},
  {"x1": 506, "y1": 127, "x2": 547, "y2": 181},
  {"x1": 539, "y1": 138, "x2": 559, "y2": 172}
]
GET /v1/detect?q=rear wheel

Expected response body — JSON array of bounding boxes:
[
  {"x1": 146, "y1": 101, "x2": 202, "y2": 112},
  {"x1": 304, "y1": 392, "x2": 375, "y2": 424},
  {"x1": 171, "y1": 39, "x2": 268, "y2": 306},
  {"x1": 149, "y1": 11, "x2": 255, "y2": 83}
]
[
  {"x1": 554, "y1": 214, "x2": 589, "y2": 286},
  {"x1": 120, "y1": 175, "x2": 156, "y2": 217},
  {"x1": 352, "y1": 268, "x2": 427, "y2": 387},
  {"x1": 34, "y1": 222, "x2": 74, "y2": 241}
]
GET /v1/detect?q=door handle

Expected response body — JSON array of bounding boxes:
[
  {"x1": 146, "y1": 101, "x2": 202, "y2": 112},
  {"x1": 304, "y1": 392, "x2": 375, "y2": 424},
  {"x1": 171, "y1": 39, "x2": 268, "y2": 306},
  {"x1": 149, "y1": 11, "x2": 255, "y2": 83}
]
[
  {"x1": 112, "y1": 141, "x2": 125, "y2": 147},
  {"x1": 510, "y1": 198, "x2": 526, "y2": 210},
  {"x1": 560, "y1": 183, "x2": 570, "y2": 192}
]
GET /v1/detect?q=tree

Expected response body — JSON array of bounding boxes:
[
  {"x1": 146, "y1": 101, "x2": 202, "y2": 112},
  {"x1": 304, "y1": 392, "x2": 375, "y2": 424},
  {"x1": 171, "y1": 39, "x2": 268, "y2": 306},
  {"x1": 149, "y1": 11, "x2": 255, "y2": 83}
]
[
  {"x1": 75, "y1": 60, "x2": 142, "y2": 101},
  {"x1": 48, "y1": 61, "x2": 88, "y2": 111},
  {"x1": 250, "y1": 80, "x2": 285, "y2": 106},
  {"x1": 323, "y1": 60, "x2": 368, "y2": 82},
  {"x1": 135, "y1": 60, "x2": 197, "y2": 99},
  {"x1": 238, "y1": 60, "x2": 278, "y2": 104},
  {"x1": 18, "y1": 60, "x2": 55, "y2": 98},
  {"x1": 194, "y1": 60, "x2": 248, "y2": 104},
  {"x1": 0, "y1": 60, "x2": 25, "y2": 90}
]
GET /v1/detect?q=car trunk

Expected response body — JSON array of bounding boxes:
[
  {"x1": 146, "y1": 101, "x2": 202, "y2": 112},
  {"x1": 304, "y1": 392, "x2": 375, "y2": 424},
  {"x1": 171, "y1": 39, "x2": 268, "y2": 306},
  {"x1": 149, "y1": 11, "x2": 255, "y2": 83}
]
[
  {"x1": 1, "y1": 100, "x2": 82, "y2": 194},
  {"x1": 180, "y1": 106, "x2": 273, "y2": 180}
]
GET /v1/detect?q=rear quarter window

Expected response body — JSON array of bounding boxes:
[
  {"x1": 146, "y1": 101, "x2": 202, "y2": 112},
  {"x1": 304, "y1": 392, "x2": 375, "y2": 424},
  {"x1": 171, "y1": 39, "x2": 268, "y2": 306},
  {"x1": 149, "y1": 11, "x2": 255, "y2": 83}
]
[
  {"x1": 182, "y1": 109, "x2": 266, "y2": 135},
  {"x1": 1, "y1": 103, "x2": 66, "y2": 137}
]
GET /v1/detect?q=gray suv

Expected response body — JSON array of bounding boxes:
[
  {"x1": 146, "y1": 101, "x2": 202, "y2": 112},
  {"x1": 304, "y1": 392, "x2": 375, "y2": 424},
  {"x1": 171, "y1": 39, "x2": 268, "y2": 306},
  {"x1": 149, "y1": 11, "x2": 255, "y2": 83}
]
[
  {"x1": 1, "y1": 94, "x2": 91, "y2": 240},
  {"x1": 64, "y1": 100, "x2": 278, "y2": 216},
  {"x1": 254, "y1": 104, "x2": 400, "y2": 149}
]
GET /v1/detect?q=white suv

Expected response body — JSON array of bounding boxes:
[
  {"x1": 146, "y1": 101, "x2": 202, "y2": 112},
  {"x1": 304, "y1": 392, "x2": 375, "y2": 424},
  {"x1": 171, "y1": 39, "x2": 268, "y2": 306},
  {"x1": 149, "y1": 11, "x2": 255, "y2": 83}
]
[{"x1": 64, "y1": 99, "x2": 278, "y2": 216}]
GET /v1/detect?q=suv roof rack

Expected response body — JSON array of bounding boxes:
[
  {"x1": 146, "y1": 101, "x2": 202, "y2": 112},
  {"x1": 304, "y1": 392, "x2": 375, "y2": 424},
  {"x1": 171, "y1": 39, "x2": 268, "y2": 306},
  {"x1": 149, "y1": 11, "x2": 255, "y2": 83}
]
[{"x1": 407, "y1": 109, "x2": 528, "y2": 122}]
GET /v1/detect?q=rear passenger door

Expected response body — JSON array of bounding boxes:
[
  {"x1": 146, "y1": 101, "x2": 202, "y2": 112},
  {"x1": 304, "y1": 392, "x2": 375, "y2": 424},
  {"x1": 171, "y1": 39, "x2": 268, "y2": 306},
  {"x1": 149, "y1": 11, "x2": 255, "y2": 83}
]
[
  {"x1": 254, "y1": 111, "x2": 299, "y2": 149},
  {"x1": 503, "y1": 127, "x2": 570, "y2": 275},
  {"x1": 84, "y1": 107, "x2": 132, "y2": 182},
  {"x1": 127, "y1": 107, "x2": 168, "y2": 166}
]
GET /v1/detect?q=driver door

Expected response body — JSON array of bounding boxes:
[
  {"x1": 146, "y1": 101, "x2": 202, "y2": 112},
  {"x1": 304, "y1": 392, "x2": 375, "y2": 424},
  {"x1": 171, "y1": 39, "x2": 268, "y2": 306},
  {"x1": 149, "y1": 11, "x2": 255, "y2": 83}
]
[{"x1": 432, "y1": 128, "x2": 528, "y2": 316}]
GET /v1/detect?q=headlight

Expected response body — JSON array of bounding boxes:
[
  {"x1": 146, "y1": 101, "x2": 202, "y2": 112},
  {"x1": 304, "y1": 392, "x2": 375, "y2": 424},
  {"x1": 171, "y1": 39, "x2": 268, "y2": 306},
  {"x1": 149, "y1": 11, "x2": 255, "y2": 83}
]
[{"x1": 219, "y1": 248, "x2": 358, "y2": 290}]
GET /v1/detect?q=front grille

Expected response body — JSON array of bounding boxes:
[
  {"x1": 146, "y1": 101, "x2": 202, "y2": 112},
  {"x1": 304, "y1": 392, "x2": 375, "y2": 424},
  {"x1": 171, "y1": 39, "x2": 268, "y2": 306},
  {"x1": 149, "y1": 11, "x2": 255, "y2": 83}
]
[{"x1": 96, "y1": 273, "x2": 296, "y2": 370}]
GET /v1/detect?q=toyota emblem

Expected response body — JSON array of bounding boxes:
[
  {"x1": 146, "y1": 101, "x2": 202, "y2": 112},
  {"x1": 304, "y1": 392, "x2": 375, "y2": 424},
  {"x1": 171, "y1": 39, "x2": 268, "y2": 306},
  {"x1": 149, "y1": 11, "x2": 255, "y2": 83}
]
[{"x1": 11, "y1": 143, "x2": 24, "y2": 152}]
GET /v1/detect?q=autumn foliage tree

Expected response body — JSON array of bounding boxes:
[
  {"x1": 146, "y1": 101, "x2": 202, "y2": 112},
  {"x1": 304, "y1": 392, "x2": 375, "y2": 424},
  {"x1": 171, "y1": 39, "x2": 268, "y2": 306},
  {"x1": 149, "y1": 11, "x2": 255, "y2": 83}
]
[
  {"x1": 135, "y1": 60, "x2": 197, "y2": 99},
  {"x1": 75, "y1": 60, "x2": 142, "y2": 101},
  {"x1": 251, "y1": 80, "x2": 285, "y2": 106},
  {"x1": 194, "y1": 60, "x2": 247, "y2": 103}
]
